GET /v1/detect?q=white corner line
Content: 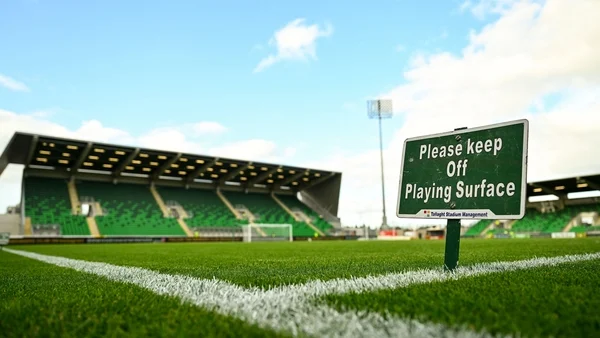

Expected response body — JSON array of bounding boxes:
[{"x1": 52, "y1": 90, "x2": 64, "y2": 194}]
[{"x1": 4, "y1": 248, "x2": 600, "y2": 338}]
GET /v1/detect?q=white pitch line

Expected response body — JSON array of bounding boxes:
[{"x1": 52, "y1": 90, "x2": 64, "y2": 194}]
[
  {"x1": 267, "y1": 252, "x2": 600, "y2": 299},
  {"x1": 4, "y1": 248, "x2": 600, "y2": 338}
]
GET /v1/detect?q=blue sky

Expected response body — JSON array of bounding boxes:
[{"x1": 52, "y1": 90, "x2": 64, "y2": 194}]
[
  {"x1": 2, "y1": 0, "x2": 599, "y2": 226},
  {"x1": 0, "y1": 0, "x2": 485, "y2": 161}
]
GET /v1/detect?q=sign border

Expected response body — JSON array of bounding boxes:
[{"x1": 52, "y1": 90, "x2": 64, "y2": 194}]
[{"x1": 396, "y1": 119, "x2": 529, "y2": 220}]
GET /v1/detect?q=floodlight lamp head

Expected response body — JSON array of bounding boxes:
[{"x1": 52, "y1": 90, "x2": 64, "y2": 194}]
[{"x1": 367, "y1": 99, "x2": 393, "y2": 119}]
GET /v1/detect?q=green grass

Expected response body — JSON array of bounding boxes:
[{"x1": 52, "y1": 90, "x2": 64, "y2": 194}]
[
  {"x1": 12, "y1": 238, "x2": 600, "y2": 287},
  {"x1": 325, "y1": 260, "x2": 600, "y2": 337},
  {"x1": 2, "y1": 238, "x2": 600, "y2": 337},
  {"x1": 0, "y1": 250, "x2": 284, "y2": 338}
]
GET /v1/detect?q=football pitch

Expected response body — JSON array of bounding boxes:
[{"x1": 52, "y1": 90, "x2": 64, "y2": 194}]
[{"x1": 1, "y1": 238, "x2": 599, "y2": 338}]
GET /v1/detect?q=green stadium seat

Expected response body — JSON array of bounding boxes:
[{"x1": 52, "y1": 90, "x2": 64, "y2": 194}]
[
  {"x1": 157, "y1": 187, "x2": 246, "y2": 228},
  {"x1": 77, "y1": 181, "x2": 184, "y2": 236},
  {"x1": 24, "y1": 177, "x2": 90, "y2": 236},
  {"x1": 464, "y1": 220, "x2": 491, "y2": 236},
  {"x1": 276, "y1": 194, "x2": 333, "y2": 234},
  {"x1": 512, "y1": 204, "x2": 594, "y2": 233},
  {"x1": 225, "y1": 192, "x2": 317, "y2": 237}
]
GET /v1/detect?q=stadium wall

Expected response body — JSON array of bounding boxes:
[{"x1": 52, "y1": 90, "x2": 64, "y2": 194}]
[
  {"x1": 20, "y1": 176, "x2": 25, "y2": 233},
  {"x1": 299, "y1": 173, "x2": 342, "y2": 226},
  {"x1": 0, "y1": 150, "x2": 8, "y2": 178},
  {"x1": 0, "y1": 214, "x2": 20, "y2": 235}
]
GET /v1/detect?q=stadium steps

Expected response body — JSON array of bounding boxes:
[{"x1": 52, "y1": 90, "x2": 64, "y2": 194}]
[
  {"x1": 67, "y1": 179, "x2": 80, "y2": 215},
  {"x1": 24, "y1": 217, "x2": 32, "y2": 235},
  {"x1": 271, "y1": 193, "x2": 325, "y2": 236},
  {"x1": 150, "y1": 185, "x2": 169, "y2": 217},
  {"x1": 503, "y1": 220, "x2": 517, "y2": 229},
  {"x1": 86, "y1": 217, "x2": 100, "y2": 237},
  {"x1": 305, "y1": 221, "x2": 325, "y2": 237},
  {"x1": 92, "y1": 202, "x2": 104, "y2": 216},
  {"x1": 232, "y1": 206, "x2": 266, "y2": 237},
  {"x1": 275, "y1": 194, "x2": 333, "y2": 235},
  {"x1": 562, "y1": 212, "x2": 584, "y2": 232},
  {"x1": 176, "y1": 218, "x2": 193, "y2": 237},
  {"x1": 221, "y1": 191, "x2": 266, "y2": 236},
  {"x1": 216, "y1": 188, "x2": 243, "y2": 219},
  {"x1": 225, "y1": 191, "x2": 315, "y2": 237},
  {"x1": 251, "y1": 222, "x2": 267, "y2": 237},
  {"x1": 271, "y1": 193, "x2": 301, "y2": 221},
  {"x1": 156, "y1": 186, "x2": 247, "y2": 228},
  {"x1": 170, "y1": 204, "x2": 190, "y2": 219},
  {"x1": 482, "y1": 221, "x2": 496, "y2": 234},
  {"x1": 76, "y1": 181, "x2": 184, "y2": 236}
]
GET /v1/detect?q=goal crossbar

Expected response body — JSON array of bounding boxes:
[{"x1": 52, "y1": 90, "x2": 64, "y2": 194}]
[{"x1": 242, "y1": 224, "x2": 293, "y2": 243}]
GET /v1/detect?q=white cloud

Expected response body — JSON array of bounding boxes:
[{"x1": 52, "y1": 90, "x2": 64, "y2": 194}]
[
  {"x1": 253, "y1": 18, "x2": 333, "y2": 73},
  {"x1": 192, "y1": 121, "x2": 227, "y2": 135},
  {"x1": 309, "y1": 0, "x2": 600, "y2": 227},
  {"x1": 0, "y1": 73, "x2": 29, "y2": 92},
  {"x1": 461, "y1": 0, "x2": 527, "y2": 19},
  {"x1": 29, "y1": 110, "x2": 54, "y2": 118},
  {"x1": 208, "y1": 139, "x2": 296, "y2": 164},
  {"x1": 137, "y1": 127, "x2": 200, "y2": 153},
  {"x1": 0, "y1": 110, "x2": 294, "y2": 210}
]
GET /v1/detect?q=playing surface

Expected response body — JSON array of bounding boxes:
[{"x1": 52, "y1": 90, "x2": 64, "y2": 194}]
[{"x1": 1, "y1": 238, "x2": 599, "y2": 337}]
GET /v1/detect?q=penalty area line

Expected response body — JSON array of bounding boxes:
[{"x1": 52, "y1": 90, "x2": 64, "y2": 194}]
[{"x1": 4, "y1": 248, "x2": 600, "y2": 338}]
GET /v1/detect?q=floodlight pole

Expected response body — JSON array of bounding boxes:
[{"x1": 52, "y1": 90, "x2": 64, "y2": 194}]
[
  {"x1": 368, "y1": 100, "x2": 392, "y2": 229},
  {"x1": 377, "y1": 113, "x2": 388, "y2": 228}
]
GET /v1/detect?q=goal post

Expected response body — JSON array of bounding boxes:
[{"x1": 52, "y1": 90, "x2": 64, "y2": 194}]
[{"x1": 242, "y1": 224, "x2": 293, "y2": 243}]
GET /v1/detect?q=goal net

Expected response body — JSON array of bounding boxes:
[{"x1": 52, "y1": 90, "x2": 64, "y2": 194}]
[{"x1": 242, "y1": 224, "x2": 293, "y2": 243}]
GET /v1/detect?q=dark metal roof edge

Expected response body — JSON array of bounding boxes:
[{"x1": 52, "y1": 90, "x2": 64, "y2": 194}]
[
  {"x1": 3, "y1": 131, "x2": 342, "y2": 174},
  {"x1": 528, "y1": 172, "x2": 600, "y2": 186}
]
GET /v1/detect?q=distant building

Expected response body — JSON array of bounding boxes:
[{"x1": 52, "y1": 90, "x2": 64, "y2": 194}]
[{"x1": 6, "y1": 204, "x2": 20, "y2": 214}]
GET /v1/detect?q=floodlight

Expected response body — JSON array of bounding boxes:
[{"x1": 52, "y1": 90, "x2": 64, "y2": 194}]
[
  {"x1": 366, "y1": 99, "x2": 394, "y2": 228},
  {"x1": 367, "y1": 99, "x2": 393, "y2": 119}
]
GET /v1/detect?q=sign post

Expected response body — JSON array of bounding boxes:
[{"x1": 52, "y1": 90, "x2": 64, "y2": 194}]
[{"x1": 396, "y1": 119, "x2": 529, "y2": 271}]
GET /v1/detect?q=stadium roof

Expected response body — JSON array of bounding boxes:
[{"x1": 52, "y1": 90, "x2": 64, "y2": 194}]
[
  {"x1": 526, "y1": 174, "x2": 600, "y2": 198},
  {"x1": 0, "y1": 132, "x2": 341, "y2": 191}
]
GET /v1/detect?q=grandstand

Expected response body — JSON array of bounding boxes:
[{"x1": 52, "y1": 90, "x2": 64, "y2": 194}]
[
  {"x1": 0, "y1": 132, "x2": 343, "y2": 239},
  {"x1": 463, "y1": 174, "x2": 600, "y2": 238}
]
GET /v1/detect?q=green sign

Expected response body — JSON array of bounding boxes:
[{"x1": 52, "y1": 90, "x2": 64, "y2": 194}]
[{"x1": 396, "y1": 119, "x2": 528, "y2": 220}]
